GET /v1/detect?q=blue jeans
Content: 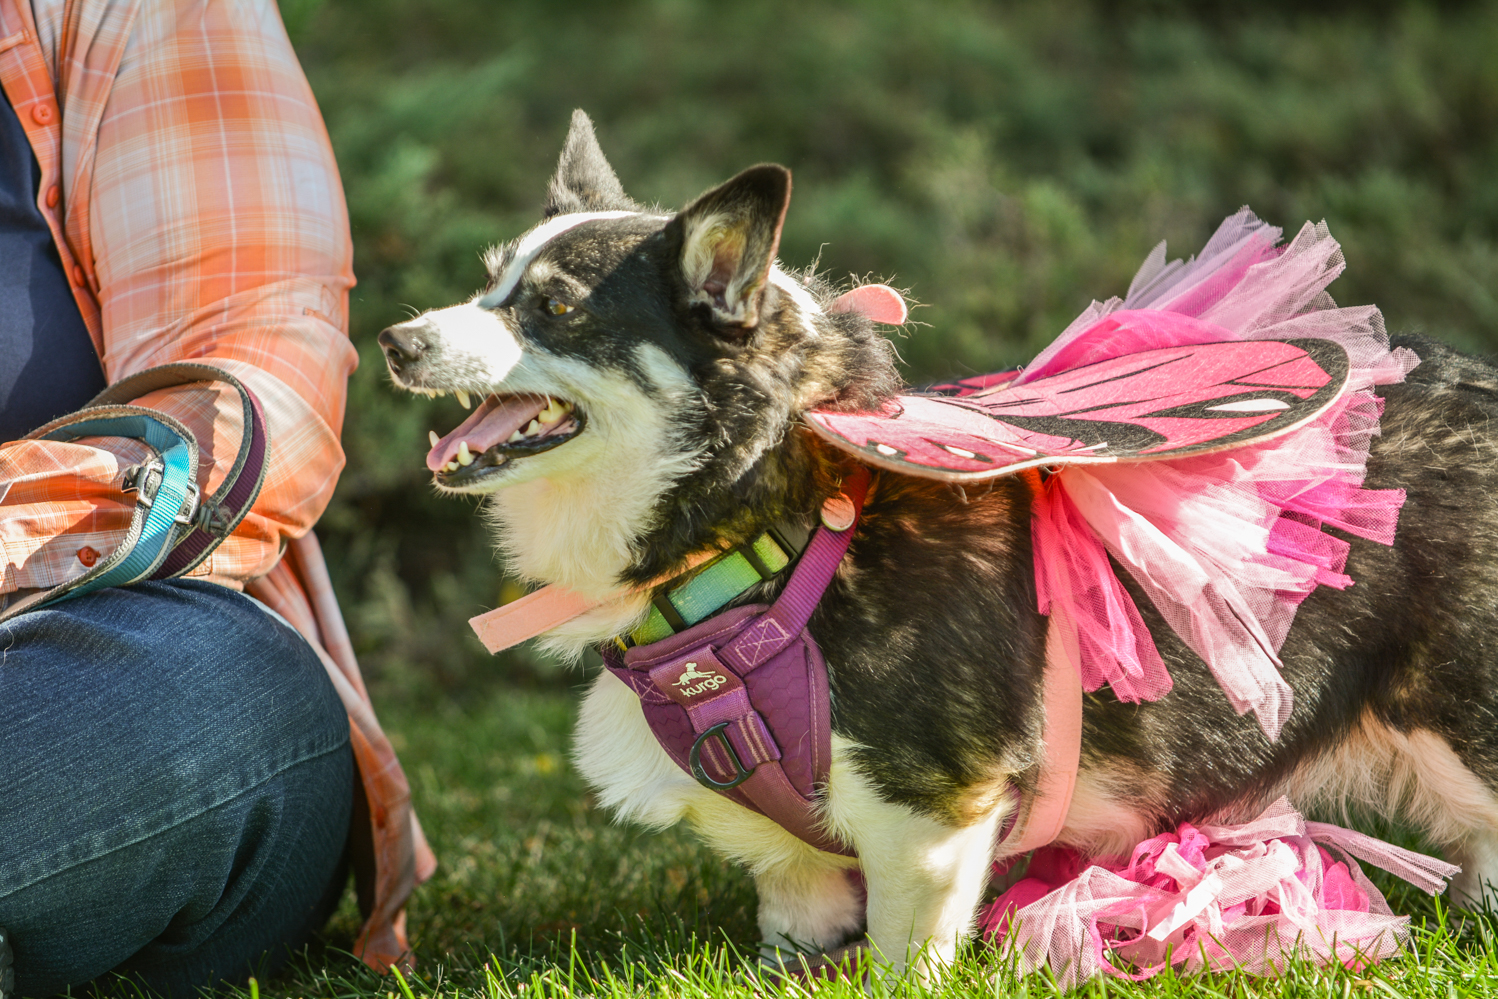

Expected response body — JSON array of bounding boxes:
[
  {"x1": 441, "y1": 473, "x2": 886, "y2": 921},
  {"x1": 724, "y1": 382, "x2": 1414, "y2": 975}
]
[{"x1": 0, "y1": 579, "x2": 354, "y2": 996}]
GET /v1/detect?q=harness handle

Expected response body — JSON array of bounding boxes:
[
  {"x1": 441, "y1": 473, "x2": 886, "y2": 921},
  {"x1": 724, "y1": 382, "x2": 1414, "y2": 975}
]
[{"x1": 719, "y1": 467, "x2": 871, "y2": 671}]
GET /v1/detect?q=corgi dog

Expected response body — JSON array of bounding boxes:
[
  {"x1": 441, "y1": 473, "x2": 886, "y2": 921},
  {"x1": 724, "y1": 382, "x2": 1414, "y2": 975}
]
[{"x1": 378, "y1": 110, "x2": 1498, "y2": 978}]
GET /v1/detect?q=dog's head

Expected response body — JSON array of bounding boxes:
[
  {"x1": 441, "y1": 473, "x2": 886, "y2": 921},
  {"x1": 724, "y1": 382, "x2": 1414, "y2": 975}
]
[{"x1": 380, "y1": 111, "x2": 899, "y2": 592}]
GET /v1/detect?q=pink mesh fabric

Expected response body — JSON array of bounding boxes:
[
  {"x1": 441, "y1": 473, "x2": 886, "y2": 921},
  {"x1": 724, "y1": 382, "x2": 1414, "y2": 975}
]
[
  {"x1": 1024, "y1": 210, "x2": 1417, "y2": 738},
  {"x1": 980, "y1": 798, "x2": 1458, "y2": 988},
  {"x1": 1032, "y1": 479, "x2": 1172, "y2": 702}
]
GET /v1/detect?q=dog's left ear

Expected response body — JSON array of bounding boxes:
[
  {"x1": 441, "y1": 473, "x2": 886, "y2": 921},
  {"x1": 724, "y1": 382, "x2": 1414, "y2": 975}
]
[
  {"x1": 669, "y1": 164, "x2": 791, "y2": 333},
  {"x1": 545, "y1": 110, "x2": 640, "y2": 218}
]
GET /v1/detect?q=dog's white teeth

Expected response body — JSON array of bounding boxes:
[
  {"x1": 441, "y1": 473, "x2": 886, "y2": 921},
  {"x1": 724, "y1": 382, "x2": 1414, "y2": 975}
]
[
  {"x1": 444, "y1": 460, "x2": 459, "y2": 472},
  {"x1": 428, "y1": 430, "x2": 440, "y2": 448},
  {"x1": 457, "y1": 441, "x2": 474, "y2": 466},
  {"x1": 525, "y1": 419, "x2": 542, "y2": 437},
  {"x1": 537, "y1": 399, "x2": 565, "y2": 424},
  {"x1": 456, "y1": 390, "x2": 472, "y2": 409},
  {"x1": 508, "y1": 429, "x2": 524, "y2": 443}
]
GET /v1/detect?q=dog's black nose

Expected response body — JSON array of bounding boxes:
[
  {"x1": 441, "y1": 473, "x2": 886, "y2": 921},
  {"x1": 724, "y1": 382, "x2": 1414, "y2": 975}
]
[{"x1": 378, "y1": 322, "x2": 429, "y2": 372}]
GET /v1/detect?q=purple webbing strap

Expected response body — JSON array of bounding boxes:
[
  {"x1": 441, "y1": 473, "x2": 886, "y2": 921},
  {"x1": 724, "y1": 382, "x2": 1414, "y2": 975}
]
[
  {"x1": 153, "y1": 384, "x2": 268, "y2": 577},
  {"x1": 605, "y1": 467, "x2": 873, "y2": 856},
  {"x1": 711, "y1": 470, "x2": 868, "y2": 854},
  {"x1": 719, "y1": 467, "x2": 872, "y2": 671}
]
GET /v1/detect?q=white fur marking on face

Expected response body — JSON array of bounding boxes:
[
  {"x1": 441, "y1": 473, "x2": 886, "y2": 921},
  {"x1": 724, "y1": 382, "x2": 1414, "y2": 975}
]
[
  {"x1": 419, "y1": 303, "x2": 523, "y2": 383},
  {"x1": 485, "y1": 343, "x2": 705, "y2": 622},
  {"x1": 477, "y1": 211, "x2": 638, "y2": 309}
]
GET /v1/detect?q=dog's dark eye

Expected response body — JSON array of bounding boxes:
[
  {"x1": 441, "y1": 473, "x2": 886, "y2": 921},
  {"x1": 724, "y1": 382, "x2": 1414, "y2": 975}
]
[{"x1": 546, "y1": 297, "x2": 575, "y2": 316}]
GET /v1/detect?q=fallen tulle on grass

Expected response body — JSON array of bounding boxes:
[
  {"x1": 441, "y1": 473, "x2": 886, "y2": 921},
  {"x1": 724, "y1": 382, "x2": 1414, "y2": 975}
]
[{"x1": 981, "y1": 797, "x2": 1459, "y2": 988}]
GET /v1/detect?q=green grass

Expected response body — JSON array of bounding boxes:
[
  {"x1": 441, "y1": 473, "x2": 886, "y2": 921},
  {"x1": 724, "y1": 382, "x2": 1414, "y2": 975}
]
[{"x1": 198, "y1": 683, "x2": 1498, "y2": 998}]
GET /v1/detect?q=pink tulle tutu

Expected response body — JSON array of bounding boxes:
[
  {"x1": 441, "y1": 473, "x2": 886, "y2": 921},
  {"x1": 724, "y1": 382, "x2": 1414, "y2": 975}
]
[
  {"x1": 984, "y1": 210, "x2": 1456, "y2": 983},
  {"x1": 980, "y1": 798, "x2": 1458, "y2": 986},
  {"x1": 1026, "y1": 209, "x2": 1418, "y2": 740}
]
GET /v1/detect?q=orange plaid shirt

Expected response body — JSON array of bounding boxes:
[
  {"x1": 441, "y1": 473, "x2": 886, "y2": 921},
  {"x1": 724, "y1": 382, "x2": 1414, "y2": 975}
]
[{"x1": 0, "y1": 0, "x2": 432, "y2": 971}]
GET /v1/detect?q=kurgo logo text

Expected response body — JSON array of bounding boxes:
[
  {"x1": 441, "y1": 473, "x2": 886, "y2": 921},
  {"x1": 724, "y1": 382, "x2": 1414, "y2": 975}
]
[{"x1": 673, "y1": 662, "x2": 728, "y2": 697}]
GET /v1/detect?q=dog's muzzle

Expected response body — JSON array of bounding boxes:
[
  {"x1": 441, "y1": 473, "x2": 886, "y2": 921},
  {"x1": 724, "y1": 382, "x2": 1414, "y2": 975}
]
[{"x1": 378, "y1": 320, "x2": 433, "y2": 377}]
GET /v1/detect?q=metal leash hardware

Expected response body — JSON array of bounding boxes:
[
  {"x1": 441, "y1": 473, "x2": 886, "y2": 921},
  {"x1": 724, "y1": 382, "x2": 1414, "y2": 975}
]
[
  {"x1": 689, "y1": 722, "x2": 754, "y2": 789},
  {"x1": 0, "y1": 363, "x2": 269, "y2": 621}
]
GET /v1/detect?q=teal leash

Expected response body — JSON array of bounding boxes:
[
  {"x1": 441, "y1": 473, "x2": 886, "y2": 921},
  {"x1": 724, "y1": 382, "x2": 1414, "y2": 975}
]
[
  {"x1": 38, "y1": 410, "x2": 200, "y2": 598},
  {"x1": 0, "y1": 363, "x2": 269, "y2": 621}
]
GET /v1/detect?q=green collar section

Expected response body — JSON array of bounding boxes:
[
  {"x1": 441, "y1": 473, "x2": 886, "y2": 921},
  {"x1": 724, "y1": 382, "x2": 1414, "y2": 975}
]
[{"x1": 627, "y1": 530, "x2": 799, "y2": 647}]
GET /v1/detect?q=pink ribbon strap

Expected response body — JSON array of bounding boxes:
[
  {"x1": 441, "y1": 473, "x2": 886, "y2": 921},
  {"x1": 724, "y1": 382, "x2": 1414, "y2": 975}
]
[
  {"x1": 1004, "y1": 621, "x2": 1081, "y2": 854},
  {"x1": 469, "y1": 583, "x2": 599, "y2": 654},
  {"x1": 468, "y1": 550, "x2": 722, "y2": 654}
]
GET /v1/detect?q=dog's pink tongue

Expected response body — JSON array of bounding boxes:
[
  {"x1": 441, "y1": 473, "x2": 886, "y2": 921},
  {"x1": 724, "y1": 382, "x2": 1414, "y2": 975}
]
[{"x1": 426, "y1": 393, "x2": 547, "y2": 471}]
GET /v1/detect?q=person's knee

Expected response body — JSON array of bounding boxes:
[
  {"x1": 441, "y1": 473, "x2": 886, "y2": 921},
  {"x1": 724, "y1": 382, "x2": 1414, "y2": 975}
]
[
  {"x1": 0, "y1": 580, "x2": 354, "y2": 993},
  {"x1": 5, "y1": 740, "x2": 354, "y2": 996}
]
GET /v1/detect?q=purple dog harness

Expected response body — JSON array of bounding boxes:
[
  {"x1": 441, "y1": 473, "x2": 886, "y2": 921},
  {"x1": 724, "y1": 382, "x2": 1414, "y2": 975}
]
[{"x1": 599, "y1": 468, "x2": 871, "y2": 856}]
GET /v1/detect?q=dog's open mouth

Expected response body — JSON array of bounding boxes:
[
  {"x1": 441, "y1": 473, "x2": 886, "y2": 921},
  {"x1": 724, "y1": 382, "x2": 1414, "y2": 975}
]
[{"x1": 426, "y1": 393, "x2": 585, "y2": 483}]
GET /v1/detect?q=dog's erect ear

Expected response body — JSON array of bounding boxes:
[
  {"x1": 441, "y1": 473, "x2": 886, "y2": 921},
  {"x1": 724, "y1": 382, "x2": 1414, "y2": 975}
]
[
  {"x1": 669, "y1": 164, "x2": 791, "y2": 332},
  {"x1": 544, "y1": 110, "x2": 638, "y2": 218}
]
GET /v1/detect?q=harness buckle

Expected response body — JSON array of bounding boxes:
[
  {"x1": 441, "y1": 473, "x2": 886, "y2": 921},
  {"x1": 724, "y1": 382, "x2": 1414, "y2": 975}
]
[{"x1": 688, "y1": 721, "x2": 753, "y2": 789}]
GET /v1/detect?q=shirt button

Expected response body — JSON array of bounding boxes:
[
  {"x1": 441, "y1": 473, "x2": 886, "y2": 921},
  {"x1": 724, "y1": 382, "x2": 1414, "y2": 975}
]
[
  {"x1": 77, "y1": 546, "x2": 99, "y2": 567},
  {"x1": 45, "y1": 185, "x2": 59, "y2": 208},
  {"x1": 30, "y1": 102, "x2": 53, "y2": 125},
  {"x1": 71, "y1": 264, "x2": 85, "y2": 286}
]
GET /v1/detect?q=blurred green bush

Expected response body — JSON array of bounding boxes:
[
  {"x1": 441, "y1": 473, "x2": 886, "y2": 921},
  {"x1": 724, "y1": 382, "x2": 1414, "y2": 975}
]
[{"x1": 289, "y1": 0, "x2": 1498, "y2": 697}]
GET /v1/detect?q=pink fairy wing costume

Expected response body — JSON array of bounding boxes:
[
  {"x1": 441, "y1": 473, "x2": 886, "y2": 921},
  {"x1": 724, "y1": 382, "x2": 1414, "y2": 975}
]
[
  {"x1": 809, "y1": 334, "x2": 1350, "y2": 479},
  {"x1": 979, "y1": 797, "x2": 1457, "y2": 987},
  {"x1": 809, "y1": 208, "x2": 1419, "y2": 741},
  {"x1": 811, "y1": 210, "x2": 1451, "y2": 980}
]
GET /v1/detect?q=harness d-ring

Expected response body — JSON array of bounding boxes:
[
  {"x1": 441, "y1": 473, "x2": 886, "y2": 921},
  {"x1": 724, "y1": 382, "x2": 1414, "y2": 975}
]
[{"x1": 689, "y1": 722, "x2": 753, "y2": 789}]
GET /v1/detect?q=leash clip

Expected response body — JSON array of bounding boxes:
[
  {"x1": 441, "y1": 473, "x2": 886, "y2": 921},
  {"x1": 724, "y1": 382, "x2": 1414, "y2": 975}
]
[
  {"x1": 689, "y1": 722, "x2": 753, "y2": 789},
  {"x1": 172, "y1": 480, "x2": 202, "y2": 527},
  {"x1": 120, "y1": 457, "x2": 165, "y2": 509}
]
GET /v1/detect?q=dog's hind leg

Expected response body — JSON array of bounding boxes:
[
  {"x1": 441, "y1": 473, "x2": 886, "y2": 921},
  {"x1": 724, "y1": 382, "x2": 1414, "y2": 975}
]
[
  {"x1": 1289, "y1": 712, "x2": 1498, "y2": 908},
  {"x1": 1396, "y1": 730, "x2": 1498, "y2": 908},
  {"x1": 824, "y1": 737, "x2": 1009, "y2": 981}
]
